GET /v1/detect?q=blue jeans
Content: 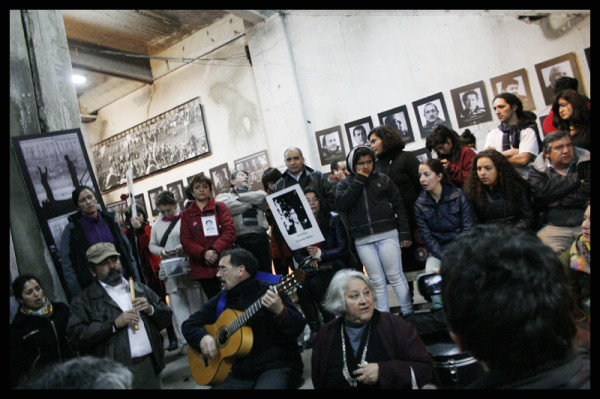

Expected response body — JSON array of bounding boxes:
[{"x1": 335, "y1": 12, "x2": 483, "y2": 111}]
[{"x1": 355, "y1": 230, "x2": 413, "y2": 315}]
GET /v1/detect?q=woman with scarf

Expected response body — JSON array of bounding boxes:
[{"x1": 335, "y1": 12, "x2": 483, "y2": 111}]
[
  {"x1": 10, "y1": 274, "x2": 77, "y2": 388},
  {"x1": 149, "y1": 190, "x2": 207, "y2": 351}
]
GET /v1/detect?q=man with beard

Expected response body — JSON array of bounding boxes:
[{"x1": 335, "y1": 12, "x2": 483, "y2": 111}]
[{"x1": 67, "y1": 242, "x2": 172, "y2": 389}]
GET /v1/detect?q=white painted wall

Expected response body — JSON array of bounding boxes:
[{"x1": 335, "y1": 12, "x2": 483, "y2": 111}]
[{"x1": 82, "y1": 10, "x2": 590, "y2": 222}]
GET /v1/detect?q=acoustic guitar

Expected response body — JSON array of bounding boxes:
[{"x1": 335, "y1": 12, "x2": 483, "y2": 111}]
[{"x1": 188, "y1": 270, "x2": 306, "y2": 386}]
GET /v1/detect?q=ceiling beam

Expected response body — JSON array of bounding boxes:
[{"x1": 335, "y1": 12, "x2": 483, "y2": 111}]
[
  {"x1": 67, "y1": 39, "x2": 153, "y2": 84},
  {"x1": 224, "y1": 10, "x2": 277, "y2": 26}
]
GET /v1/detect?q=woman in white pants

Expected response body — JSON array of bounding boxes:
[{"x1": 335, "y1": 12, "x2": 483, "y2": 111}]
[{"x1": 149, "y1": 190, "x2": 207, "y2": 349}]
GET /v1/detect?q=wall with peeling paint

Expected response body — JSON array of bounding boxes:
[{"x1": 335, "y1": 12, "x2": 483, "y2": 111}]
[{"x1": 83, "y1": 11, "x2": 590, "y2": 219}]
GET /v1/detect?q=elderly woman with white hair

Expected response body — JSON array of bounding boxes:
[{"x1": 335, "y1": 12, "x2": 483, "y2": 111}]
[{"x1": 311, "y1": 269, "x2": 432, "y2": 389}]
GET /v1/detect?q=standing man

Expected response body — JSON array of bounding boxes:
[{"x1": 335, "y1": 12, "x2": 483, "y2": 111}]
[
  {"x1": 485, "y1": 93, "x2": 541, "y2": 178},
  {"x1": 327, "y1": 159, "x2": 349, "y2": 187},
  {"x1": 67, "y1": 242, "x2": 172, "y2": 389},
  {"x1": 527, "y1": 130, "x2": 590, "y2": 254},
  {"x1": 273, "y1": 147, "x2": 335, "y2": 211},
  {"x1": 216, "y1": 170, "x2": 273, "y2": 275},
  {"x1": 182, "y1": 248, "x2": 305, "y2": 389}
]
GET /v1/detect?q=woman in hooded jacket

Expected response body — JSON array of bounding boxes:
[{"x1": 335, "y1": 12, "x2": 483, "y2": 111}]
[{"x1": 335, "y1": 146, "x2": 413, "y2": 316}]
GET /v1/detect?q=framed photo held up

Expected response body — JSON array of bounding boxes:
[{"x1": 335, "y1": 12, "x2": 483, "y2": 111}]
[
  {"x1": 345, "y1": 117, "x2": 374, "y2": 149},
  {"x1": 490, "y1": 68, "x2": 536, "y2": 111},
  {"x1": 315, "y1": 126, "x2": 346, "y2": 166},
  {"x1": 378, "y1": 105, "x2": 415, "y2": 144},
  {"x1": 450, "y1": 81, "x2": 493, "y2": 128},
  {"x1": 11, "y1": 128, "x2": 105, "y2": 290},
  {"x1": 534, "y1": 53, "x2": 585, "y2": 106},
  {"x1": 412, "y1": 93, "x2": 452, "y2": 139}
]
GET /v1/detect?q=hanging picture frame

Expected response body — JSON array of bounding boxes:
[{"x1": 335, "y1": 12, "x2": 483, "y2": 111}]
[{"x1": 378, "y1": 105, "x2": 415, "y2": 144}]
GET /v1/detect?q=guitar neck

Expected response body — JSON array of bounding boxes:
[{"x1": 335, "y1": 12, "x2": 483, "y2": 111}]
[{"x1": 227, "y1": 297, "x2": 264, "y2": 336}]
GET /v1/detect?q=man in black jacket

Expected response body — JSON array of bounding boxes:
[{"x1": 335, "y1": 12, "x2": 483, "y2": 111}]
[
  {"x1": 527, "y1": 130, "x2": 590, "y2": 254},
  {"x1": 182, "y1": 248, "x2": 306, "y2": 389},
  {"x1": 67, "y1": 242, "x2": 172, "y2": 389}
]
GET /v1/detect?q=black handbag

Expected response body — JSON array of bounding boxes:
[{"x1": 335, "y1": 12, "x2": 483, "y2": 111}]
[{"x1": 425, "y1": 340, "x2": 485, "y2": 389}]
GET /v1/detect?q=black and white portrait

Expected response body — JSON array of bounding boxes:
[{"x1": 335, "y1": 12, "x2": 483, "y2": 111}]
[
  {"x1": 412, "y1": 147, "x2": 433, "y2": 164},
  {"x1": 266, "y1": 185, "x2": 324, "y2": 250},
  {"x1": 345, "y1": 117, "x2": 374, "y2": 149},
  {"x1": 450, "y1": 81, "x2": 492, "y2": 128},
  {"x1": 378, "y1": 105, "x2": 415, "y2": 144},
  {"x1": 316, "y1": 126, "x2": 345, "y2": 165},
  {"x1": 209, "y1": 163, "x2": 231, "y2": 196},
  {"x1": 535, "y1": 53, "x2": 585, "y2": 106},
  {"x1": 234, "y1": 150, "x2": 270, "y2": 191},
  {"x1": 148, "y1": 186, "x2": 164, "y2": 217},
  {"x1": 412, "y1": 93, "x2": 452, "y2": 139},
  {"x1": 490, "y1": 69, "x2": 536, "y2": 111},
  {"x1": 166, "y1": 180, "x2": 186, "y2": 210}
]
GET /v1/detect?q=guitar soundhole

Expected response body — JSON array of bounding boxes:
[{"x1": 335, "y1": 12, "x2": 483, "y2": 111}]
[{"x1": 217, "y1": 329, "x2": 229, "y2": 346}]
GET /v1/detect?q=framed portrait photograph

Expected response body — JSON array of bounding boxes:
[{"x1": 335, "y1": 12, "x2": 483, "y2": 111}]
[
  {"x1": 315, "y1": 126, "x2": 345, "y2": 166},
  {"x1": 209, "y1": 163, "x2": 231, "y2": 196},
  {"x1": 134, "y1": 193, "x2": 147, "y2": 218},
  {"x1": 490, "y1": 68, "x2": 536, "y2": 111},
  {"x1": 412, "y1": 147, "x2": 433, "y2": 164},
  {"x1": 11, "y1": 128, "x2": 105, "y2": 289},
  {"x1": 106, "y1": 199, "x2": 128, "y2": 227},
  {"x1": 412, "y1": 93, "x2": 452, "y2": 139},
  {"x1": 345, "y1": 117, "x2": 373, "y2": 149},
  {"x1": 166, "y1": 180, "x2": 186, "y2": 210},
  {"x1": 450, "y1": 81, "x2": 493, "y2": 128},
  {"x1": 234, "y1": 150, "x2": 270, "y2": 191},
  {"x1": 378, "y1": 105, "x2": 415, "y2": 144},
  {"x1": 148, "y1": 186, "x2": 164, "y2": 217},
  {"x1": 91, "y1": 97, "x2": 211, "y2": 192},
  {"x1": 266, "y1": 185, "x2": 325, "y2": 250},
  {"x1": 535, "y1": 53, "x2": 585, "y2": 106}
]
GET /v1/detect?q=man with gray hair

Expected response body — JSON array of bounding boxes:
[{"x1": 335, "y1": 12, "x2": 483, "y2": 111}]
[
  {"x1": 527, "y1": 130, "x2": 590, "y2": 254},
  {"x1": 67, "y1": 242, "x2": 172, "y2": 389},
  {"x1": 216, "y1": 170, "x2": 272, "y2": 274}
]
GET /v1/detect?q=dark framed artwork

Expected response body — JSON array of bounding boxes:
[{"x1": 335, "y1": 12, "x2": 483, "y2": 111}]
[
  {"x1": 534, "y1": 53, "x2": 585, "y2": 106},
  {"x1": 148, "y1": 186, "x2": 164, "y2": 217},
  {"x1": 106, "y1": 199, "x2": 128, "y2": 227},
  {"x1": 315, "y1": 126, "x2": 345, "y2": 166},
  {"x1": 134, "y1": 193, "x2": 147, "y2": 218},
  {"x1": 412, "y1": 147, "x2": 433, "y2": 164},
  {"x1": 490, "y1": 68, "x2": 536, "y2": 111},
  {"x1": 345, "y1": 117, "x2": 373, "y2": 149},
  {"x1": 412, "y1": 93, "x2": 452, "y2": 139},
  {"x1": 234, "y1": 150, "x2": 270, "y2": 191},
  {"x1": 166, "y1": 180, "x2": 186, "y2": 210},
  {"x1": 378, "y1": 105, "x2": 415, "y2": 144},
  {"x1": 11, "y1": 128, "x2": 105, "y2": 287},
  {"x1": 584, "y1": 47, "x2": 590, "y2": 69},
  {"x1": 91, "y1": 97, "x2": 210, "y2": 192},
  {"x1": 450, "y1": 81, "x2": 492, "y2": 128},
  {"x1": 209, "y1": 163, "x2": 231, "y2": 196}
]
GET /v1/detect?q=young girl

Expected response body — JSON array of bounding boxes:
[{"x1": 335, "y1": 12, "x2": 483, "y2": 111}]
[{"x1": 335, "y1": 146, "x2": 413, "y2": 316}]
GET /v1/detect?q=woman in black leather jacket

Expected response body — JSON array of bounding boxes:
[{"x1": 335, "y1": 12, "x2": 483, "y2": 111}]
[
  {"x1": 293, "y1": 187, "x2": 350, "y2": 348},
  {"x1": 464, "y1": 149, "x2": 533, "y2": 230}
]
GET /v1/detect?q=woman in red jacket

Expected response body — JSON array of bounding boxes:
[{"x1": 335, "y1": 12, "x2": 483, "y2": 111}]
[
  {"x1": 180, "y1": 173, "x2": 236, "y2": 299},
  {"x1": 427, "y1": 125, "x2": 476, "y2": 188}
]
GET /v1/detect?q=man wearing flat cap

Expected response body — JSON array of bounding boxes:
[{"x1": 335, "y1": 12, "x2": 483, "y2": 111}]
[{"x1": 67, "y1": 242, "x2": 172, "y2": 389}]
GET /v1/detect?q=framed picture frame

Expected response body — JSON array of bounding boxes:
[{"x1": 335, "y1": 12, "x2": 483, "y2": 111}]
[
  {"x1": 11, "y1": 128, "x2": 105, "y2": 288},
  {"x1": 378, "y1": 105, "x2": 415, "y2": 144},
  {"x1": 209, "y1": 163, "x2": 231, "y2": 196},
  {"x1": 412, "y1": 93, "x2": 452, "y2": 139},
  {"x1": 147, "y1": 186, "x2": 164, "y2": 217},
  {"x1": 490, "y1": 68, "x2": 536, "y2": 111},
  {"x1": 106, "y1": 199, "x2": 128, "y2": 227},
  {"x1": 450, "y1": 81, "x2": 493, "y2": 128},
  {"x1": 134, "y1": 193, "x2": 147, "y2": 218},
  {"x1": 345, "y1": 117, "x2": 373, "y2": 149},
  {"x1": 233, "y1": 150, "x2": 270, "y2": 191},
  {"x1": 315, "y1": 126, "x2": 346, "y2": 166},
  {"x1": 412, "y1": 147, "x2": 433, "y2": 164},
  {"x1": 166, "y1": 180, "x2": 186, "y2": 210},
  {"x1": 534, "y1": 53, "x2": 585, "y2": 106},
  {"x1": 91, "y1": 97, "x2": 211, "y2": 192}
]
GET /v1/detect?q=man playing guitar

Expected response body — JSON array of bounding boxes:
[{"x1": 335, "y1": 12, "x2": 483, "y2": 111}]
[{"x1": 182, "y1": 247, "x2": 306, "y2": 389}]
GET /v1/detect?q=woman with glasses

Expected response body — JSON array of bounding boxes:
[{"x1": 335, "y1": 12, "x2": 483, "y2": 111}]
[{"x1": 180, "y1": 173, "x2": 236, "y2": 299}]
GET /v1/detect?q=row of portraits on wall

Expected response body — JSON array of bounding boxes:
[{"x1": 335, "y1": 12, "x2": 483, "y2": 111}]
[{"x1": 314, "y1": 51, "x2": 588, "y2": 166}]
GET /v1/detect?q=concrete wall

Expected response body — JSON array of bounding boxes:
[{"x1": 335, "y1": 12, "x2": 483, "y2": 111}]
[{"x1": 84, "y1": 10, "x2": 590, "y2": 222}]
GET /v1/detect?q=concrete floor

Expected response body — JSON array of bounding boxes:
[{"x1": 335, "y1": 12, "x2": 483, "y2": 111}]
[{"x1": 160, "y1": 284, "x2": 428, "y2": 389}]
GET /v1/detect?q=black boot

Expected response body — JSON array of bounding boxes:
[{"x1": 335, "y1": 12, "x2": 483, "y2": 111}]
[{"x1": 166, "y1": 324, "x2": 178, "y2": 351}]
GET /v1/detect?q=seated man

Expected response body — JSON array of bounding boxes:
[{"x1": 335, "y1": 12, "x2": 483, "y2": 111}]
[
  {"x1": 182, "y1": 247, "x2": 306, "y2": 389},
  {"x1": 440, "y1": 224, "x2": 590, "y2": 389},
  {"x1": 527, "y1": 130, "x2": 590, "y2": 254}
]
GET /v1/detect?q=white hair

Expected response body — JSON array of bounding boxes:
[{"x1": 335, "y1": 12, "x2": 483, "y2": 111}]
[{"x1": 322, "y1": 269, "x2": 375, "y2": 317}]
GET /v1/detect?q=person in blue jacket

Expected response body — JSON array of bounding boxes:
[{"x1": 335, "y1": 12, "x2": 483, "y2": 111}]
[{"x1": 414, "y1": 158, "x2": 473, "y2": 308}]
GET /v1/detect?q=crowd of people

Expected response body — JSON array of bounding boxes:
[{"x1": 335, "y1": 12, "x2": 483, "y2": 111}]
[{"x1": 11, "y1": 79, "x2": 590, "y2": 389}]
